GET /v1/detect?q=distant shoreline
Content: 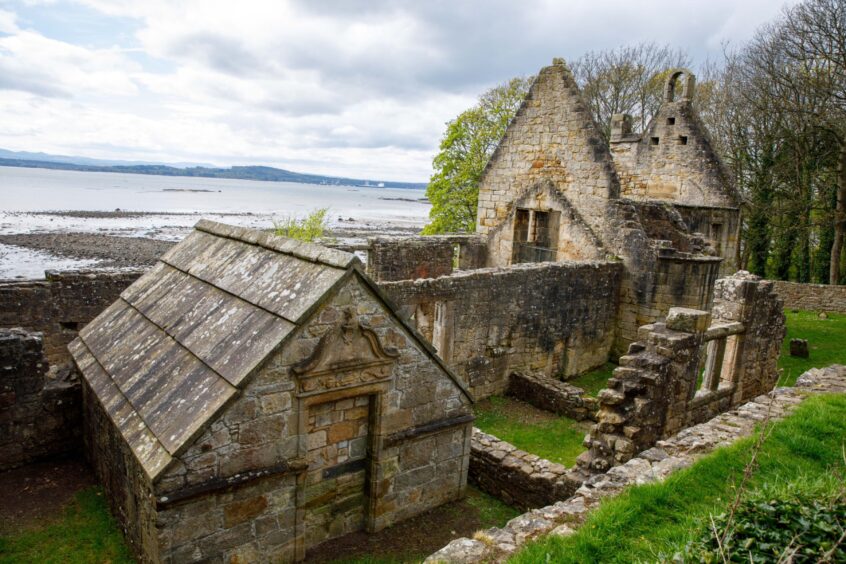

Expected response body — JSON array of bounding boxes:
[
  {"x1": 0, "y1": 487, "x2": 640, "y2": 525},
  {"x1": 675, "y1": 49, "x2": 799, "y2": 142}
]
[{"x1": 0, "y1": 159, "x2": 428, "y2": 191}]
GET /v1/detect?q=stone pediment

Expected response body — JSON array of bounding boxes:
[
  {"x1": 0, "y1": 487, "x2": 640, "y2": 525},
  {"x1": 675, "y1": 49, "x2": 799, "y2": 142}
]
[{"x1": 292, "y1": 308, "x2": 400, "y2": 395}]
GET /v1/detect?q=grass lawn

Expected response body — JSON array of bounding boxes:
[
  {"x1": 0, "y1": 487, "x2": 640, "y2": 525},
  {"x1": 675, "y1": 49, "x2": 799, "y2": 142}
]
[
  {"x1": 567, "y1": 362, "x2": 618, "y2": 397},
  {"x1": 779, "y1": 310, "x2": 846, "y2": 386},
  {"x1": 0, "y1": 486, "x2": 133, "y2": 564},
  {"x1": 473, "y1": 396, "x2": 589, "y2": 466},
  {"x1": 509, "y1": 393, "x2": 846, "y2": 563}
]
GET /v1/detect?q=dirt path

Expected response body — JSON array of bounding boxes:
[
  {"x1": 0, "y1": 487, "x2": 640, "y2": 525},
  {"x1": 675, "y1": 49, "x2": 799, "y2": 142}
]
[{"x1": 0, "y1": 457, "x2": 95, "y2": 535}]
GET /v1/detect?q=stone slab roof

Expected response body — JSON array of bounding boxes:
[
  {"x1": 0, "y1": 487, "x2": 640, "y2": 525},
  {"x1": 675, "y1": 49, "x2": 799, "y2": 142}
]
[{"x1": 69, "y1": 220, "x2": 359, "y2": 481}]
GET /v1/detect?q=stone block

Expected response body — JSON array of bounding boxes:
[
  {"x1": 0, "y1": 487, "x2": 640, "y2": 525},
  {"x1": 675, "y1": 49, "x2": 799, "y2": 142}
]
[
  {"x1": 789, "y1": 339, "x2": 809, "y2": 358},
  {"x1": 665, "y1": 307, "x2": 710, "y2": 333}
]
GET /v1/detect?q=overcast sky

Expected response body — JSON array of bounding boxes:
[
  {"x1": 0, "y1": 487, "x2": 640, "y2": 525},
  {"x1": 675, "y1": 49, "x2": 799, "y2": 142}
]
[{"x1": 0, "y1": 0, "x2": 799, "y2": 182}]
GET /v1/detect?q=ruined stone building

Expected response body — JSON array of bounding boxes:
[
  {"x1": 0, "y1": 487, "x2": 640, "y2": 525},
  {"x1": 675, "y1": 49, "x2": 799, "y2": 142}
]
[
  {"x1": 68, "y1": 220, "x2": 473, "y2": 562},
  {"x1": 371, "y1": 60, "x2": 742, "y2": 401}
]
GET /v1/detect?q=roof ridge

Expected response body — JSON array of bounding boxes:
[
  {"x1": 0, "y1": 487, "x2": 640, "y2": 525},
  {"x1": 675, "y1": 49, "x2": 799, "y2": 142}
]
[{"x1": 195, "y1": 219, "x2": 360, "y2": 269}]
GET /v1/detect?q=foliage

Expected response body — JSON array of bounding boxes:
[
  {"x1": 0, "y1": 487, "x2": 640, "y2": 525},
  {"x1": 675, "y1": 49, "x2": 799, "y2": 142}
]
[
  {"x1": 779, "y1": 310, "x2": 846, "y2": 386},
  {"x1": 273, "y1": 207, "x2": 330, "y2": 243},
  {"x1": 473, "y1": 396, "x2": 587, "y2": 466},
  {"x1": 422, "y1": 77, "x2": 532, "y2": 234},
  {"x1": 681, "y1": 489, "x2": 845, "y2": 563},
  {"x1": 0, "y1": 487, "x2": 133, "y2": 564},
  {"x1": 509, "y1": 393, "x2": 846, "y2": 563}
]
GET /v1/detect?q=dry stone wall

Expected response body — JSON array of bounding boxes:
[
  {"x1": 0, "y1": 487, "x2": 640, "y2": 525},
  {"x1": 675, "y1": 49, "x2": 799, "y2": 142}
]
[
  {"x1": 380, "y1": 261, "x2": 622, "y2": 399},
  {"x1": 772, "y1": 280, "x2": 846, "y2": 313},
  {"x1": 0, "y1": 328, "x2": 81, "y2": 470},
  {"x1": 367, "y1": 235, "x2": 487, "y2": 282},
  {"x1": 0, "y1": 270, "x2": 142, "y2": 365}
]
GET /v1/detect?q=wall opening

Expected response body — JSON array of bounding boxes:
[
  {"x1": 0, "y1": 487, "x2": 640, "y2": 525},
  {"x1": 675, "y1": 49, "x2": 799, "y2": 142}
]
[
  {"x1": 512, "y1": 208, "x2": 560, "y2": 264},
  {"x1": 651, "y1": 137, "x2": 660, "y2": 146},
  {"x1": 679, "y1": 136, "x2": 688, "y2": 145},
  {"x1": 667, "y1": 117, "x2": 676, "y2": 125}
]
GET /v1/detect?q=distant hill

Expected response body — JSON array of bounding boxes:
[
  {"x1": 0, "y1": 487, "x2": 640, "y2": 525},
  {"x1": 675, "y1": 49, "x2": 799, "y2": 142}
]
[{"x1": 0, "y1": 150, "x2": 427, "y2": 190}]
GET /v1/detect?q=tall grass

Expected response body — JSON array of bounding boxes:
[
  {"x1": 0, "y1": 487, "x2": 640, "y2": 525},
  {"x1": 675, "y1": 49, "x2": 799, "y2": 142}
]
[{"x1": 273, "y1": 207, "x2": 330, "y2": 243}]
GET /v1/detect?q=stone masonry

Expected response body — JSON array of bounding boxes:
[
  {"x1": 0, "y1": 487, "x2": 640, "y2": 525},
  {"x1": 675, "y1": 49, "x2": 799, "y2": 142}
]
[
  {"x1": 577, "y1": 272, "x2": 785, "y2": 474},
  {"x1": 506, "y1": 371, "x2": 597, "y2": 422},
  {"x1": 470, "y1": 429, "x2": 579, "y2": 511},
  {"x1": 772, "y1": 280, "x2": 846, "y2": 313},
  {"x1": 0, "y1": 328, "x2": 80, "y2": 470},
  {"x1": 0, "y1": 270, "x2": 143, "y2": 365},
  {"x1": 425, "y1": 365, "x2": 846, "y2": 563}
]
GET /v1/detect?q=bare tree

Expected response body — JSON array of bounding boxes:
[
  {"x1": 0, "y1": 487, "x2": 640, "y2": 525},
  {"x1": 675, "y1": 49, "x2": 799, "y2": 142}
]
[{"x1": 571, "y1": 42, "x2": 690, "y2": 140}]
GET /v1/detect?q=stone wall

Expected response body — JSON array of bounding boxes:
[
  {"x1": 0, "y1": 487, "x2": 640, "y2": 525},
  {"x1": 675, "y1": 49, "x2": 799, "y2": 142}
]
[
  {"x1": 380, "y1": 261, "x2": 623, "y2": 399},
  {"x1": 0, "y1": 270, "x2": 143, "y2": 365},
  {"x1": 425, "y1": 366, "x2": 846, "y2": 563},
  {"x1": 577, "y1": 272, "x2": 785, "y2": 474},
  {"x1": 470, "y1": 429, "x2": 579, "y2": 511},
  {"x1": 366, "y1": 235, "x2": 487, "y2": 283},
  {"x1": 506, "y1": 372, "x2": 597, "y2": 422},
  {"x1": 772, "y1": 280, "x2": 846, "y2": 313},
  {"x1": 0, "y1": 328, "x2": 81, "y2": 471}
]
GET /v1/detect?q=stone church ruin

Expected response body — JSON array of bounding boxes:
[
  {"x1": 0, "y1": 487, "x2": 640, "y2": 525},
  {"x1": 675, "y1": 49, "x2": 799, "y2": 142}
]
[{"x1": 0, "y1": 58, "x2": 803, "y2": 563}]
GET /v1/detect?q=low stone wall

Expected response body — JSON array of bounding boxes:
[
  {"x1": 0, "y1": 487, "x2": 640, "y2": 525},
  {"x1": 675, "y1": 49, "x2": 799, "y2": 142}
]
[
  {"x1": 0, "y1": 270, "x2": 143, "y2": 365},
  {"x1": 470, "y1": 429, "x2": 580, "y2": 511},
  {"x1": 772, "y1": 280, "x2": 846, "y2": 313},
  {"x1": 425, "y1": 365, "x2": 846, "y2": 563},
  {"x1": 0, "y1": 328, "x2": 81, "y2": 471},
  {"x1": 380, "y1": 261, "x2": 622, "y2": 399},
  {"x1": 506, "y1": 372, "x2": 597, "y2": 421}
]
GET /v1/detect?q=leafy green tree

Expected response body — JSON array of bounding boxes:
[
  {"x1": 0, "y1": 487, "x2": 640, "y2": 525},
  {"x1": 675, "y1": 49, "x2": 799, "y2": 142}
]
[{"x1": 422, "y1": 77, "x2": 533, "y2": 234}]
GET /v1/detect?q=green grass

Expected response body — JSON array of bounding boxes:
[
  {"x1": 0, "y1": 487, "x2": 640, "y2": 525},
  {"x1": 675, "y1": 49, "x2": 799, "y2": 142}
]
[
  {"x1": 0, "y1": 487, "x2": 134, "y2": 564},
  {"x1": 465, "y1": 484, "x2": 521, "y2": 528},
  {"x1": 779, "y1": 310, "x2": 846, "y2": 386},
  {"x1": 474, "y1": 396, "x2": 588, "y2": 466},
  {"x1": 509, "y1": 393, "x2": 846, "y2": 563},
  {"x1": 567, "y1": 362, "x2": 618, "y2": 397}
]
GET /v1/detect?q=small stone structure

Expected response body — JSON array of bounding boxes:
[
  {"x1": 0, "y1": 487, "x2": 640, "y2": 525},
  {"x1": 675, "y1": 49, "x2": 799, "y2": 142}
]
[
  {"x1": 577, "y1": 272, "x2": 785, "y2": 473},
  {"x1": 69, "y1": 221, "x2": 473, "y2": 563},
  {"x1": 790, "y1": 338, "x2": 809, "y2": 358},
  {"x1": 0, "y1": 328, "x2": 80, "y2": 470}
]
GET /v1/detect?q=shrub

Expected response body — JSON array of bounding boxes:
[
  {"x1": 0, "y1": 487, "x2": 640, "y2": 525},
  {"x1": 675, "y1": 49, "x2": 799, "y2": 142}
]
[
  {"x1": 679, "y1": 489, "x2": 846, "y2": 563},
  {"x1": 273, "y1": 208, "x2": 330, "y2": 243}
]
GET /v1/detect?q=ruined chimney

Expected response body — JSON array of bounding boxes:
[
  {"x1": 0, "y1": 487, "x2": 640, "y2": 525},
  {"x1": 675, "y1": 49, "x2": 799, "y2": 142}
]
[{"x1": 610, "y1": 113, "x2": 633, "y2": 143}]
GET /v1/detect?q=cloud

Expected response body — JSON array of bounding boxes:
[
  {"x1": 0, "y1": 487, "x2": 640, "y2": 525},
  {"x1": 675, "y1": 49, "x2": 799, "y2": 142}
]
[{"x1": 0, "y1": 0, "x2": 804, "y2": 181}]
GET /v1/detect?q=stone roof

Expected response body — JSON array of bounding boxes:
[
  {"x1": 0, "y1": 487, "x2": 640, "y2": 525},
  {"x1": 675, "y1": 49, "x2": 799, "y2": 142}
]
[{"x1": 69, "y1": 220, "x2": 366, "y2": 481}]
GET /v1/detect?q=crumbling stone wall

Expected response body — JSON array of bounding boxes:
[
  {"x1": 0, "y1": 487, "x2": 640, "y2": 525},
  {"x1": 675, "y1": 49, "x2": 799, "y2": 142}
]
[
  {"x1": 0, "y1": 328, "x2": 80, "y2": 470},
  {"x1": 380, "y1": 261, "x2": 623, "y2": 399},
  {"x1": 506, "y1": 372, "x2": 597, "y2": 422},
  {"x1": 367, "y1": 235, "x2": 487, "y2": 282},
  {"x1": 772, "y1": 280, "x2": 846, "y2": 313},
  {"x1": 577, "y1": 272, "x2": 785, "y2": 474},
  {"x1": 470, "y1": 429, "x2": 580, "y2": 511},
  {"x1": 0, "y1": 270, "x2": 142, "y2": 365}
]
